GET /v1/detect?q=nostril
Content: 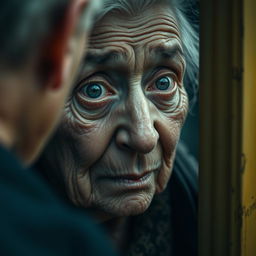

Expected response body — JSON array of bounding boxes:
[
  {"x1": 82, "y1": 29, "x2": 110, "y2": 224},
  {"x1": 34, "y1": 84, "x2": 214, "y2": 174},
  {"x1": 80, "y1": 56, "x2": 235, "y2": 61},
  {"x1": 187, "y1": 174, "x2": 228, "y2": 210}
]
[
  {"x1": 120, "y1": 142, "x2": 132, "y2": 151},
  {"x1": 116, "y1": 128, "x2": 131, "y2": 150},
  {"x1": 115, "y1": 125, "x2": 159, "y2": 153}
]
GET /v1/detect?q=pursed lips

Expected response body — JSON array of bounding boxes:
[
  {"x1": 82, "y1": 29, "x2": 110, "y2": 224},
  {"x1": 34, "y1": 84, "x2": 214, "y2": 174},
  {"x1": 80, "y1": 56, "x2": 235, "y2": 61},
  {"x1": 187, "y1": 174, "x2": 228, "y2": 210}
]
[
  {"x1": 97, "y1": 166, "x2": 161, "y2": 183},
  {"x1": 106, "y1": 171, "x2": 153, "y2": 180}
]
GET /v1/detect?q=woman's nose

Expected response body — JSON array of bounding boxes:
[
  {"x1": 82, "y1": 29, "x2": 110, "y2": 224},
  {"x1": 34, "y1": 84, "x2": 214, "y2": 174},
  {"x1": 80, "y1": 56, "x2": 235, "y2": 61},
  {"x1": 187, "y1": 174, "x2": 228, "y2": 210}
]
[{"x1": 115, "y1": 96, "x2": 159, "y2": 154}]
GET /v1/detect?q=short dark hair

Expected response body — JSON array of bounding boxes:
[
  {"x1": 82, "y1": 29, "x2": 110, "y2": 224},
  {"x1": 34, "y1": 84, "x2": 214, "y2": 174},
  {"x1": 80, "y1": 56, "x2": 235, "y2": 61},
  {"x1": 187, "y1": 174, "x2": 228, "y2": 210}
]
[{"x1": 0, "y1": 0, "x2": 70, "y2": 68}]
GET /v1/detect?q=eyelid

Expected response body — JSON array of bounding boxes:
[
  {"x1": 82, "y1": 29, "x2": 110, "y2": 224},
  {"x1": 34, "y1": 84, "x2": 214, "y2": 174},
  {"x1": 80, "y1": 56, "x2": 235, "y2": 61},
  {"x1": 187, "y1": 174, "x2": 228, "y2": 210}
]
[
  {"x1": 75, "y1": 81, "x2": 114, "y2": 109},
  {"x1": 154, "y1": 67, "x2": 178, "y2": 80},
  {"x1": 146, "y1": 69, "x2": 178, "y2": 92},
  {"x1": 145, "y1": 66, "x2": 180, "y2": 83},
  {"x1": 76, "y1": 73, "x2": 118, "y2": 96}
]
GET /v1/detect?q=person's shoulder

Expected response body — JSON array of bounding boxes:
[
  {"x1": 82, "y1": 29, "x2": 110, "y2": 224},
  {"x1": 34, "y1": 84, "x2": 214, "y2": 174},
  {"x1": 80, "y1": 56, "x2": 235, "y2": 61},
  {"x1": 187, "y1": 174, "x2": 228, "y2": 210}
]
[
  {"x1": 0, "y1": 144, "x2": 57, "y2": 202},
  {"x1": 0, "y1": 144, "x2": 24, "y2": 175},
  {"x1": 0, "y1": 145, "x2": 117, "y2": 256}
]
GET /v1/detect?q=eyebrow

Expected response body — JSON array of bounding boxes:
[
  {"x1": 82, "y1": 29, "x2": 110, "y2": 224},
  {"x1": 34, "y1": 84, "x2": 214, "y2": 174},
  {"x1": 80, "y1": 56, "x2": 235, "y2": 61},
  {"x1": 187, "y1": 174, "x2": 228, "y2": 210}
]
[
  {"x1": 82, "y1": 50, "x2": 127, "y2": 67},
  {"x1": 148, "y1": 44, "x2": 184, "y2": 64},
  {"x1": 80, "y1": 43, "x2": 184, "y2": 71}
]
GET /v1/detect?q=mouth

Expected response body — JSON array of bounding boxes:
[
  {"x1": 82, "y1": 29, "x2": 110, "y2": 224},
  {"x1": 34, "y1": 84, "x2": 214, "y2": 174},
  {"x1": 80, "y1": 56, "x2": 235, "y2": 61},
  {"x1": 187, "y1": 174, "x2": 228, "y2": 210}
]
[
  {"x1": 98, "y1": 169, "x2": 159, "y2": 190},
  {"x1": 111, "y1": 172, "x2": 151, "y2": 183}
]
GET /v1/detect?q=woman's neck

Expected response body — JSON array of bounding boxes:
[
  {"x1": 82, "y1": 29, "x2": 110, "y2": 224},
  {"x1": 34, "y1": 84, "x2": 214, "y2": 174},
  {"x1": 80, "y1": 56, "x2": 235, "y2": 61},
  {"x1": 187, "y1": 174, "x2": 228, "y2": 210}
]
[
  {"x1": 103, "y1": 216, "x2": 131, "y2": 251},
  {"x1": 86, "y1": 208, "x2": 133, "y2": 251}
]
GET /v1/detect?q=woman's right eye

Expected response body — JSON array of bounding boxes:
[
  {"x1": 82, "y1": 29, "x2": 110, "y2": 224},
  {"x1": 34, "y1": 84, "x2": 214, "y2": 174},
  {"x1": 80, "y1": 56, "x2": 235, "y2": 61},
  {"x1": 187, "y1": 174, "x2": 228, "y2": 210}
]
[
  {"x1": 80, "y1": 83, "x2": 105, "y2": 99},
  {"x1": 74, "y1": 77, "x2": 118, "y2": 110}
]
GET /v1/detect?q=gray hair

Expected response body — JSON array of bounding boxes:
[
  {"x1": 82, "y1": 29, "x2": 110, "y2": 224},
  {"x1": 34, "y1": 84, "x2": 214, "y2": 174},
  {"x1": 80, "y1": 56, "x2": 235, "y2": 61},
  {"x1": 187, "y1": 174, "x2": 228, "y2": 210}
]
[
  {"x1": 94, "y1": 0, "x2": 199, "y2": 102},
  {"x1": 0, "y1": 0, "x2": 102, "y2": 69}
]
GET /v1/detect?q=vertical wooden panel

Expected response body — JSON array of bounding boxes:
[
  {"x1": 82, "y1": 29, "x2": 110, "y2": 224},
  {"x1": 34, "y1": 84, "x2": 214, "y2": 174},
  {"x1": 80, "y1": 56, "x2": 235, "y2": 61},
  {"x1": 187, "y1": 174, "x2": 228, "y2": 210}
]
[
  {"x1": 199, "y1": 0, "x2": 243, "y2": 255},
  {"x1": 241, "y1": 0, "x2": 256, "y2": 255}
]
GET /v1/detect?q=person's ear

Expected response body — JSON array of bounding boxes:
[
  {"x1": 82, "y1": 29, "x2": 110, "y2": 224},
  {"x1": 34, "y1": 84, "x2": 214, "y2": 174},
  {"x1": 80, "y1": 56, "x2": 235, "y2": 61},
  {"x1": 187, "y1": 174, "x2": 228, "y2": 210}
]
[{"x1": 38, "y1": 0, "x2": 90, "y2": 91}]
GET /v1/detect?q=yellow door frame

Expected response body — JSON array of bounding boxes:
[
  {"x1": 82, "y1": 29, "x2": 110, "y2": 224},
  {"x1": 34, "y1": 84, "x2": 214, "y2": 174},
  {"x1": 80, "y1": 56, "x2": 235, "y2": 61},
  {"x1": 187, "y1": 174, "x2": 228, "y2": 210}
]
[{"x1": 199, "y1": 1, "x2": 243, "y2": 256}]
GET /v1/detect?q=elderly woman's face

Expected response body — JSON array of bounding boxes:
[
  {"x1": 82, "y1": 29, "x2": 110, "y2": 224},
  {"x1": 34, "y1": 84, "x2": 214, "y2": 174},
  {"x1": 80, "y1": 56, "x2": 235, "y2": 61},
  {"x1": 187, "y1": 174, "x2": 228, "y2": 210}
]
[{"x1": 62, "y1": 4, "x2": 188, "y2": 218}]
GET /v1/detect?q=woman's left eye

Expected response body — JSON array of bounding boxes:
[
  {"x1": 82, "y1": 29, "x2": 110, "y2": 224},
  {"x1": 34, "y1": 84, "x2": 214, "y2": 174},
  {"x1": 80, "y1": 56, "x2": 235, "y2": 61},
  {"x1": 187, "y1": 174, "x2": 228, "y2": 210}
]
[
  {"x1": 155, "y1": 76, "x2": 173, "y2": 90},
  {"x1": 81, "y1": 83, "x2": 105, "y2": 99}
]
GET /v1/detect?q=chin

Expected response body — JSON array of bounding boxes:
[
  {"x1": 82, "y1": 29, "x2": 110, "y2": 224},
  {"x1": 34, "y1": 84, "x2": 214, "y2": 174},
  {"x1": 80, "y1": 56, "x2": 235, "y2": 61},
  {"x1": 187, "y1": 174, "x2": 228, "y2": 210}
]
[
  {"x1": 118, "y1": 196, "x2": 153, "y2": 216},
  {"x1": 93, "y1": 189, "x2": 155, "y2": 217}
]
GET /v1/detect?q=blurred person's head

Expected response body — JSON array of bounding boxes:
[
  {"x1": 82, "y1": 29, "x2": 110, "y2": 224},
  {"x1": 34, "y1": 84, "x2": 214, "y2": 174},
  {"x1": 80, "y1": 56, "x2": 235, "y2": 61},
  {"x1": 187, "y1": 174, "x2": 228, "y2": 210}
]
[
  {"x1": 0, "y1": 0, "x2": 102, "y2": 164},
  {"x1": 36, "y1": 0, "x2": 199, "y2": 220}
]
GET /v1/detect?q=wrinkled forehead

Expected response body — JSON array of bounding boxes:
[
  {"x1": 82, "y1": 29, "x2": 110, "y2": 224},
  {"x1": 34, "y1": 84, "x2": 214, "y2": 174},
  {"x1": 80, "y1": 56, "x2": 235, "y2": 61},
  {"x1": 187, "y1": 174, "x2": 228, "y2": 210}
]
[
  {"x1": 86, "y1": 4, "x2": 183, "y2": 67},
  {"x1": 92, "y1": 4, "x2": 180, "y2": 35}
]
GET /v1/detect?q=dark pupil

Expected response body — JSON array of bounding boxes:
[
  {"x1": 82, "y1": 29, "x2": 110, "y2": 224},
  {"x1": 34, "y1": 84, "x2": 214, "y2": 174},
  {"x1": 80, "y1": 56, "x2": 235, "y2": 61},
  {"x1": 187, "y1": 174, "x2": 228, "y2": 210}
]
[
  {"x1": 156, "y1": 77, "x2": 170, "y2": 90},
  {"x1": 85, "y1": 84, "x2": 102, "y2": 98}
]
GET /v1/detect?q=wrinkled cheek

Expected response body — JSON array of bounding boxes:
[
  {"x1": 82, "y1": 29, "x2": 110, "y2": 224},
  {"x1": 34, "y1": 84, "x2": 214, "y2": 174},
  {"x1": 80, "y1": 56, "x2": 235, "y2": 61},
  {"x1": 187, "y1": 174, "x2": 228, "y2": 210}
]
[
  {"x1": 60, "y1": 117, "x2": 114, "y2": 208},
  {"x1": 155, "y1": 152, "x2": 176, "y2": 194},
  {"x1": 67, "y1": 169, "x2": 93, "y2": 208},
  {"x1": 61, "y1": 121, "x2": 109, "y2": 172},
  {"x1": 155, "y1": 121, "x2": 181, "y2": 194}
]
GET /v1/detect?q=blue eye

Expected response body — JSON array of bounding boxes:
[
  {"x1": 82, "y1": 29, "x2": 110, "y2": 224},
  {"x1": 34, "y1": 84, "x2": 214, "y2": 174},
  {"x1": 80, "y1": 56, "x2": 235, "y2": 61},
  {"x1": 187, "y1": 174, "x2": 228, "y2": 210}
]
[
  {"x1": 84, "y1": 83, "x2": 103, "y2": 98},
  {"x1": 155, "y1": 76, "x2": 172, "y2": 90}
]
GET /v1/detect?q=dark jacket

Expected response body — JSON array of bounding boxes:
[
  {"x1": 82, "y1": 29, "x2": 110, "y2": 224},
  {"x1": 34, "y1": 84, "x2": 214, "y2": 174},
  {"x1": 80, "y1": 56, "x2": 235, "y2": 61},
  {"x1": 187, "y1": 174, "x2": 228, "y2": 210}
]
[{"x1": 0, "y1": 145, "x2": 117, "y2": 256}]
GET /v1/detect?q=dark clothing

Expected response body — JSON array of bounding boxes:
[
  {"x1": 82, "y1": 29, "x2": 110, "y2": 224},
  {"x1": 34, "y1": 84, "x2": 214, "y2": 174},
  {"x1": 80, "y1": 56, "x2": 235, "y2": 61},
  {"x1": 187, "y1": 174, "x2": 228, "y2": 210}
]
[
  {"x1": 170, "y1": 142, "x2": 198, "y2": 256},
  {"x1": 0, "y1": 145, "x2": 117, "y2": 256},
  {"x1": 126, "y1": 142, "x2": 198, "y2": 256}
]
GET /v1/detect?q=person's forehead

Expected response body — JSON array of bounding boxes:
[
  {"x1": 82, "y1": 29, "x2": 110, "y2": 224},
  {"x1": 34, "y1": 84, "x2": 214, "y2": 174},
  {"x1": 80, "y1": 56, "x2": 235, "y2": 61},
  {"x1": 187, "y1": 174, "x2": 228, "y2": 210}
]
[
  {"x1": 92, "y1": 4, "x2": 179, "y2": 33},
  {"x1": 77, "y1": 4, "x2": 185, "y2": 77},
  {"x1": 87, "y1": 4, "x2": 182, "y2": 56}
]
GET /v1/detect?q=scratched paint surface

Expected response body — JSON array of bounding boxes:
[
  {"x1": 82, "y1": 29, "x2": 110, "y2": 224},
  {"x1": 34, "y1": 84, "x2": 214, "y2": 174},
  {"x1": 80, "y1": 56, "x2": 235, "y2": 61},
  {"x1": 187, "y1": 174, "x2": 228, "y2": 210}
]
[{"x1": 242, "y1": 0, "x2": 256, "y2": 255}]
